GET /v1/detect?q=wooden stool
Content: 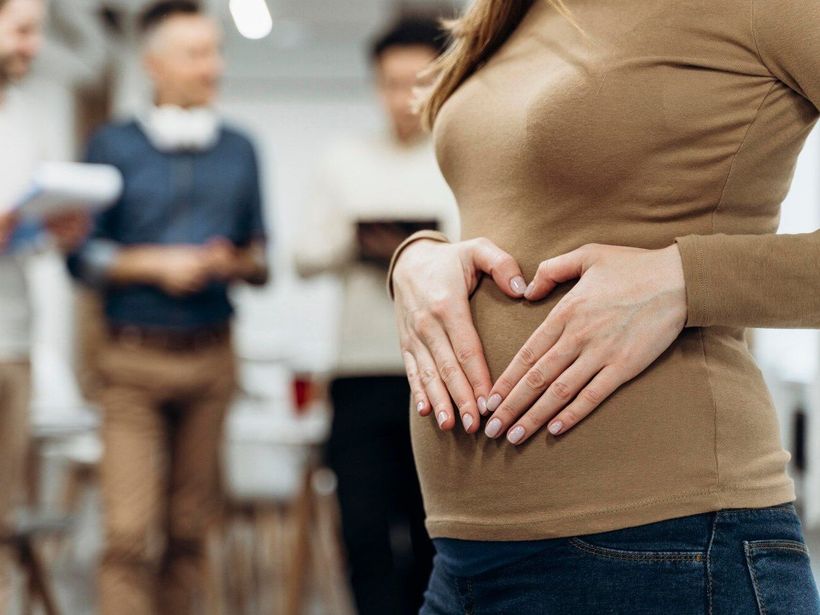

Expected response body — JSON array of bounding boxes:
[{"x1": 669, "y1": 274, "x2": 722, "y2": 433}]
[{"x1": 208, "y1": 458, "x2": 353, "y2": 615}]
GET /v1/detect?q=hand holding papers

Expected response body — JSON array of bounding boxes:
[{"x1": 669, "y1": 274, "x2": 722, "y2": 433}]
[
  {"x1": 2, "y1": 162, "x2": 122, "y2": 254},
  {"x1": 14, "y1": 161, "x2": 123, "y2": 220}
]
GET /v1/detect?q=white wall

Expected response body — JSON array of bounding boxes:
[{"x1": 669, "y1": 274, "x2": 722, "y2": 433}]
[
  {"x1": 755, "y1": 127, "x2": 820, "y2": 384},
  {"x1": 220, "y1": 95, "x2": 384, "y2": 371}
]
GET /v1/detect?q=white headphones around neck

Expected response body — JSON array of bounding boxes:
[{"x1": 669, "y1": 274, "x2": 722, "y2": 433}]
[{"x1": 139, "y1": 105, "x2": 221, "y2": 153}]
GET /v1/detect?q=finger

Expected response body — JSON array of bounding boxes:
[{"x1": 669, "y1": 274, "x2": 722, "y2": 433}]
[
  {"x1": 467, "y1": 238, "x2": 528, "y2": 298},
  {"x1": 402, "y1": 350, "x2": 430, "y2": 416},
  {"x1": 524, "y1": 244, "x2": 597, "y2": 301},
  {"x1": 500, "y1": 356, "x2": 603, "y2": 445},
  {"x1": 544, "y1": 366, "x2": 622, "y2": 437},
  {"x1": 417, "y1": 320, "x2": 481, "y2": 434},
  {"x1": 412, "y1": 341, "x2": 457, "y2": 431},
  {"x1": 486, "y1": 318, "x2": 565, "y2": 413},
  {"x1": 440, "y1": 302, "x2": 493, "y2": 415},
  {"x1": 484, "y1": 341, "x2": 578, "y2": 439}
]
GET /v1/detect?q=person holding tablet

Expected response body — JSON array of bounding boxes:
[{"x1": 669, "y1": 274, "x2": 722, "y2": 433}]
[{"x1": 294, "y1": 16, "x2": 458, "y2": 615}]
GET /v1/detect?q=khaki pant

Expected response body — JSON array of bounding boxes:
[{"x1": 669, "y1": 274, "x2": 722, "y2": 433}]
[
  {"x1": 96, "y1": 335, "x2": 236, "y2": 615},
  {"x1": 0, "y1": 361, "x2": 30, "y2": 612}
]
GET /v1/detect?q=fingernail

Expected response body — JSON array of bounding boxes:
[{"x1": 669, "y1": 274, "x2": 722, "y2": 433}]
[
  {"x1": 525, "y1": 282, "x2": 535, "y2": 298},
  {"x1": 510, "y1": 276, "x2": 526, "y2": 295},
  {"x1": 507, "y1": 425, "x2": 525, "y2": 444},
  {"x1": 437, "y1": 411, "x2": 448, "y2": 427},
  {"x1": 485, "y1": 418, "x2": 502, "y2": 438},
  {"x1": 416, "y1": 401, "x2": 425, "y2": 413},
  {"x1": 477, "y1": 397, "x2": 488, "y2": 415},
  {"x1": 487, "y1": 394, "x2": 502, "y2": 413},
  {"x1": 548, "y1": 421, "x2": 563, "y2": 435},
  {"x1": 462, "y1": 414, "x2": 474, "y2": 431}
]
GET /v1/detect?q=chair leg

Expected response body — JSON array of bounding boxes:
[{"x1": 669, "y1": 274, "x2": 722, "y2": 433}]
[
  {"x1": 45, "y1": 463, "x2": 87, "y2": 567},
  {"x1": 225, "y1": 507, "x2": 253, "y2": 615},
  {"x1": 269, "y1": 506, "x2": 288, "y2": 615},
  {"x1": 223, "y1": 512, "x2": 240, "y2": 615},
  {"x1": 24, "y1": 443, "x2": 41, "y2": 511},
  {"x1": 311, "y1": 483, "x2": 355, "y2": 615},
  {"x1": 205, "y1": 521, "x2": 226, "y2": 615},
  {"x1": 18, "y1": 539, "x2": 60, "y2": 615},
  {"x1": 285, "y1": 467, "x2": 314, "y2": 615},
  {"x1": 253, "y1": 506, "x2": 279, "y2": 614},
  {"x1": 21, "y1": 556, "x2": 33, "y2": 615}
]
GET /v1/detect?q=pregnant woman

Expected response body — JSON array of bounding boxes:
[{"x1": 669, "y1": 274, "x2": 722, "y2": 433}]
[{"x1": 387, "y1": 0, "x2": 820, "y2": 612}]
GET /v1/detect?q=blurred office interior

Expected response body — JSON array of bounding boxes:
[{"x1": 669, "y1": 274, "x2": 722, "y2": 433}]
[{"x1": 4, "y1": 0, "x2": 820, "y2": 613}]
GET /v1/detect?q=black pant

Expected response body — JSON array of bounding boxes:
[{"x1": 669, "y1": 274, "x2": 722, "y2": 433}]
[{"x1": 327, "y1": 376, "x2": 434, "y2": 615}]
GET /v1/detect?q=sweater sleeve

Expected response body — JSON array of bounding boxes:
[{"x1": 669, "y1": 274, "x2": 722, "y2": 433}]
[
  {"x1": 673, "y1": 0, "x2": 820, "y2": 329},
  {"x1": 292, "y1": 153, "x2": 358, "y2": 278},
  {"x1": 386, "y1": 230, "x2": 451, "y2": 300}
]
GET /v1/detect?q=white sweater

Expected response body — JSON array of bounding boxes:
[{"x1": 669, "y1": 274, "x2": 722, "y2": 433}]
[
  {"x1": 0, "y1": 89, "x2": 38, "y2": 360},
  {"x1": 294, "y1": 132, "x2": 460, "y2": 377}
]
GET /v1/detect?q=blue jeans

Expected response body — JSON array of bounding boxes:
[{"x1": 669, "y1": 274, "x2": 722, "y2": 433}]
[{"x1": 421, "y1": 503, "x2": 820, "y2": 614}]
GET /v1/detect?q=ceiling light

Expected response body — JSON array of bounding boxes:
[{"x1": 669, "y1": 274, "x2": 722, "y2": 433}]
[{"x1": 229, "y1": 0, "x2": 273, "y2": 40}]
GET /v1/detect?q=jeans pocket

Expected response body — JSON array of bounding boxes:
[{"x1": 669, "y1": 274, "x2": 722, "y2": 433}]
[
  {"x1": 568, "y1": 537, "x2": 704, "y2": 563},
  {"x1": 743, "y1": 539, "x2": 820, "y2": 615}
]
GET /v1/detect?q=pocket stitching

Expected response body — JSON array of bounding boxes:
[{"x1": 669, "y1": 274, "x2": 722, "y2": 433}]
[
  {"x1": 745, "y1": 539, "x2": 809, "y2": 556},
  {"x1": 744, "y1": 541, "x2": 768, "y2": 615},
  {"x1": 568, "y1": 537, "x2": 704, "y2": 563}
]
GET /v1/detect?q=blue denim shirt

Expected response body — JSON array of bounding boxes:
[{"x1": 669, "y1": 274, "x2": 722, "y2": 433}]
[{"x1": 68, "y1": 120, "x2": 267, "y2": 331}]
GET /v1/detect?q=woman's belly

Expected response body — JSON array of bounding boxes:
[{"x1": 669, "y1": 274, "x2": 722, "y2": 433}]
[{"x1": 410, "y1": 274, "x2": 793, "y2": 540}]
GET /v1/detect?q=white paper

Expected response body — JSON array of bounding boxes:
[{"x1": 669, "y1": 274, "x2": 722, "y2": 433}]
[{"x1": 14, "y1": 161, "x2": 123, "y2": 220}]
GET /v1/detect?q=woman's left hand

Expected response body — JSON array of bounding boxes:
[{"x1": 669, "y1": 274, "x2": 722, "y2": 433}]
[{"x1": 484, "y1": 243, "x2": 688, "y2": 444}]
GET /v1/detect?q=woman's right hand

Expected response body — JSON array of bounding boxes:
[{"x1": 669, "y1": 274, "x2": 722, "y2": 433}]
[{"x1": 392, "y1": 237, "x2": 527, "y2": 433}]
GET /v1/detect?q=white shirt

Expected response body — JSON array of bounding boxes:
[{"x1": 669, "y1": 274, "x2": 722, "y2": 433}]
[
  {"x1": 0, "y1": 89, "x2": 39, "y2": 359},
  {"x1": 294, "y1": 132, "x2": 460, "y2": 376}
]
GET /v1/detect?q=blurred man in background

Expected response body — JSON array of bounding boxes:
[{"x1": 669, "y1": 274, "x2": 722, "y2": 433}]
[
  {"x1": 294, "y1": 16, "x2": 459, "y2": 615},
  {"x1": 0, "y1": 0, "x2": 89, "y2": 608},
  {"x1": 68, "y1": 2, "x2": 268, "y2": 613}
]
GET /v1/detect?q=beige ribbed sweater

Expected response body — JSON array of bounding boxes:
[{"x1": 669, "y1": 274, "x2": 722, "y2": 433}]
[{"x1": 389, "y1": 0, "x2": 820, "y2": 540}]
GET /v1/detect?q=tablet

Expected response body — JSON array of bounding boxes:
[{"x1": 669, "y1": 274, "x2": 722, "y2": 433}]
[{"x1": 13, "y1": 161, "x2": 123, "y2": 220}]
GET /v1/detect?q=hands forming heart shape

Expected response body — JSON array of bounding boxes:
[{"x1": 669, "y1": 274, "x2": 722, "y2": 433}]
[{"x1": 391, "y1": 236, "x2": 688, "y2": 445}]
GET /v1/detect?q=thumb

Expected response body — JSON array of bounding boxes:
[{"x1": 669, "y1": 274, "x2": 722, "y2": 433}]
[
  {"x1": 524, "y1": 244, "x2": 596, "y2": 301},
  {"x1": 465, "y1": 238, "x2": 527, "y2": 299}
]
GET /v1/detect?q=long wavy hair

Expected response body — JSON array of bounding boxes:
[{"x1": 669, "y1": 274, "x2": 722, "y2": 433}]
[{"x1": 419, "y1": 0, "x2": 578, "y2": 129}]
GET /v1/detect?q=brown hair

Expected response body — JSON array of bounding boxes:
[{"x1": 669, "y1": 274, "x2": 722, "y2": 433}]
[
  {"x1": 419, "y1": 0, "x2": 578, "y2": 129},
  {"x1": 139, "y1": 0, "x2": 200, "y2": 35}
]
